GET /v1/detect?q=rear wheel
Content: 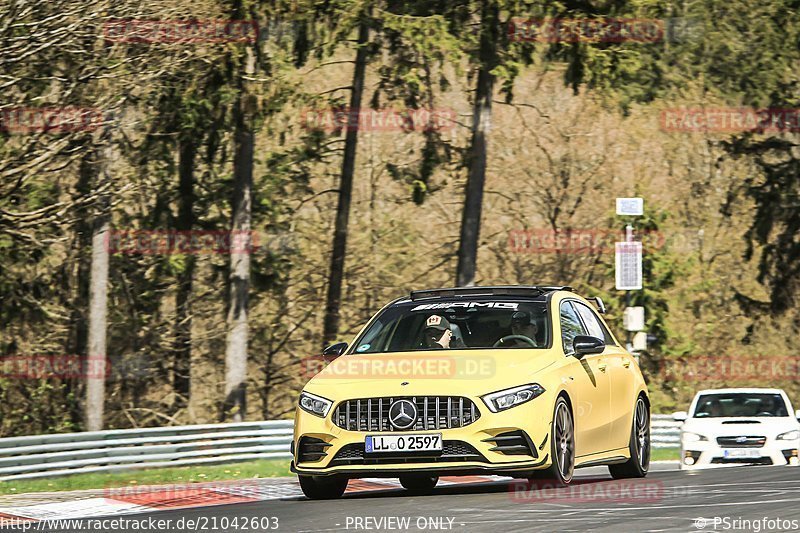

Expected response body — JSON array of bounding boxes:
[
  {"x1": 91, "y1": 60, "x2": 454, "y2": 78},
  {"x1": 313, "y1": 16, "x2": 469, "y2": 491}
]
[
  {"x1": 609, "y1": 396, "x2": 650, "y2": 479},
  {"x1": 298, "y1": 475, "x2": 348, "y2": 500},
  {"x1": 399, "y1": 474, "x2": 438, "y2": 494},
  {"x1": 531, "y1": 397, "x2": 574, "y2": 486}
]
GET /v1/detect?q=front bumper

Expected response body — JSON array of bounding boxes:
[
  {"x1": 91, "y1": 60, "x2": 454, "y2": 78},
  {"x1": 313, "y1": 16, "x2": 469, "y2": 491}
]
[
  {"x1": 680, "y1": 440, "x2": 799, "y2": 470},
  {"x1": 293, "y1": 396, "x2": 552, "y2": 478}
]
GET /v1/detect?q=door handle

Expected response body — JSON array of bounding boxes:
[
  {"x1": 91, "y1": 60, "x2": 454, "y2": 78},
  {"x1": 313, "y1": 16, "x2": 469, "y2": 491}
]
[{"x1": 623, "y1": 359, "x2": 631, "y2": 368}]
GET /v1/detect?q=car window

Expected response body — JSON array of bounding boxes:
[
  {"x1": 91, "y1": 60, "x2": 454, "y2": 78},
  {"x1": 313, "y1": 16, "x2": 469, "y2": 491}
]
[
  {"x1": 692, "y1": 393, "x2": 790, "y2": 418},
  {"x1": 349, "y1": 298, "x2": 551, "y2": 353},
  {"x1": 573, "y1": 302, "x2": 615, "y2": 345},
  {"x1": 560, "y1": 301, "x2": 587, "y2": 355}
]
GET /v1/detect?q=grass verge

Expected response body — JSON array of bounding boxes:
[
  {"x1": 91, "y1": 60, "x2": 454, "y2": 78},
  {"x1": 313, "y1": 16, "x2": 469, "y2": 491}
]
[
  {"x1": 651, "y1": 447, "x2": 679, "y2": 461},
  {"x1": 0, "y1": 458, "x2": 292, "y2": 496}
]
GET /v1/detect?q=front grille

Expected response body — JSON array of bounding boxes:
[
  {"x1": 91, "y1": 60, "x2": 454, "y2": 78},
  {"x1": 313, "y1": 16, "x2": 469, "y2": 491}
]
[
  {"x1": 329, "y1": 440, "x2": 486, "y2": 466},
  {"x1": 716, "y1": 436, "x2": 766, "y2": 448},
  {"x1": 333, "y1": 396, "x2": 480, "y2": 432}
]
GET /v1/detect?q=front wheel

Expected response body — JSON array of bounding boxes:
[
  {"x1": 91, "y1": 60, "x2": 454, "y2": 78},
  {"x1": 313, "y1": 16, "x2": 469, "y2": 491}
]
[
  {"x1": 531, "y1": 397, "x2": 574, "y2": 486},
  {"x1": 609, "y1": 396, "x2": 650, "y2": 479},
  {"x1": 399, "y1": 474, "x2": 438, "y2": 494},
  {"x1": 298, "y1": 475, "x2": 348, "y2": 500}
]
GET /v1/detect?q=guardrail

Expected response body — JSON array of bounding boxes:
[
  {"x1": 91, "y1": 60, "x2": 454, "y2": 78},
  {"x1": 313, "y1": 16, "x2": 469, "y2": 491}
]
[
  {"x1": 0, "y1": 415, "x2": 681, "y2": 481},
  {"x1": 652, "y1": 414, "x2": 681, "y2": 448},
  {"x1": 0, "y1": 421, "x2": 293, "y2": 482}
]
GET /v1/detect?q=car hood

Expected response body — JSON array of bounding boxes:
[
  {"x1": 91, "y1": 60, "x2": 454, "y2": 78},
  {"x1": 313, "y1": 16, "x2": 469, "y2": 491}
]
[
  {"x1": 304, "y1": 349, "x2": 556, "y2": 398},
  {"x1": 682, "y1": 417, "x2": 800, "y2": 436}
]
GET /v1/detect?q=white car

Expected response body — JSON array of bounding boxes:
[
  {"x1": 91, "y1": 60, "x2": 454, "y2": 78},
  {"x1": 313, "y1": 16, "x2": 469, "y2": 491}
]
[{"x1": 673, "y1": 388, "x2": 800, "y2": 470}]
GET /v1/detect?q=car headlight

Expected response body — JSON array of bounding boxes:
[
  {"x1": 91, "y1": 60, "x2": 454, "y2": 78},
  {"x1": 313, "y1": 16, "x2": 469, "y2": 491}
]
[
  {"x1": 777, "y1": 430, "x2": 800, "y2": 441},
  {"x1": 298, "y1": 391, "x2": 333, "y2": 417},
  {"x1": 481, "y1": 384, "x2": 545, "y2": 413},
  {"x1": 682, "y1": 432, "x2": 708, "y2": 443}
]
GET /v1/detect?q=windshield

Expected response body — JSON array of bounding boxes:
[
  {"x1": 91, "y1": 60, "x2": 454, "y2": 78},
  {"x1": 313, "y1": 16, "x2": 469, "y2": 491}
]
[
  {"x1": 350, "y1": 298, "x2": 550, "y2": 353},
  {"x1": 692, "y1": 393, "x2": 789, "y2": 418}
]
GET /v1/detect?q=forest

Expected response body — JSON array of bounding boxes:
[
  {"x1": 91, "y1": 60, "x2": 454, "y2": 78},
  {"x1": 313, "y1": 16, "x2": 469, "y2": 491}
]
[{"x1": 1, "y1": 0, "x2": 799, "y2": 436}]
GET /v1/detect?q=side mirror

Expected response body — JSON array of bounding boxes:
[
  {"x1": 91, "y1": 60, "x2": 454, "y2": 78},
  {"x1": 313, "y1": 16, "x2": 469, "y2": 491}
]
[
  {"x1": 573, "y1": 335, "x2": 605, "y2": 356},
  {"x1": 673, "y1": 411, "x2": 688, "y2": 422},
  {"x1": 795, "y1": 409, "x2": 800, "y2": 421},
  {"x1": 322, "y1": 342, "x2": 348, "y2": 361}
]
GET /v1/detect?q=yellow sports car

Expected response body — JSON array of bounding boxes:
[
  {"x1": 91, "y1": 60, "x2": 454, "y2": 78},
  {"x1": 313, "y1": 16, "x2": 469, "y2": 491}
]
[{"x1": 292, "y1": 286, "x2": 650, "y2": 499}]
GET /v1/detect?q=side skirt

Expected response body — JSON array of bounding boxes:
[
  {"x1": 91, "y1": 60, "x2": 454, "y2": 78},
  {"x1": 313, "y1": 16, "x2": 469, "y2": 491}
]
[{"x1": 575, "y1": 447, "x2": 630, "y2": 468}]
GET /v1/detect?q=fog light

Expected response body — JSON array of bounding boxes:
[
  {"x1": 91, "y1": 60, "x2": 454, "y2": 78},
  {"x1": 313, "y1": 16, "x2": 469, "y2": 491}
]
[{"x1": 684, "y1": 457, "x2": 695, "y2": 465}]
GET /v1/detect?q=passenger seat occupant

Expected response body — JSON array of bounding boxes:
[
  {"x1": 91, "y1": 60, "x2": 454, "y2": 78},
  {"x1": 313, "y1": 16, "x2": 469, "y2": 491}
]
[{"x1": 422, "y1": 314, "x2": 453, "y2": 349}]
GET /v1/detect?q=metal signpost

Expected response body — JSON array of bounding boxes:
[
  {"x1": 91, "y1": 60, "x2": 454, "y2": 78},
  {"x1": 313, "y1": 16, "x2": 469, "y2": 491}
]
[{"x1": 616, "y1": 198, "x2": 644, "y2": 352}]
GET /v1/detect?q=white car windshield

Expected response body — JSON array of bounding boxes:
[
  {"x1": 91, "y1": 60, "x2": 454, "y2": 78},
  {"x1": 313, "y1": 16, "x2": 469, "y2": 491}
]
[{"x1": 692, "y1": 393, "x2": 789, "y2": 418}]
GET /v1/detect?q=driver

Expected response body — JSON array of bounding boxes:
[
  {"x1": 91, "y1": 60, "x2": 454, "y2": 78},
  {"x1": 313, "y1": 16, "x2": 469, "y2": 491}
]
[
  {"x1": 500, "y1": 311, "x2": 540, "y2": 347},
  {"x1": 422, "y1": 315, "x2": 453, "y2": 349}
]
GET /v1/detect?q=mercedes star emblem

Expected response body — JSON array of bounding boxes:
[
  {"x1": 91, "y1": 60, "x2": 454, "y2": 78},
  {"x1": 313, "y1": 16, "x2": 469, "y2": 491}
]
[{"x1": 389, "y1": 399, "x2": 417, "y2": 430}]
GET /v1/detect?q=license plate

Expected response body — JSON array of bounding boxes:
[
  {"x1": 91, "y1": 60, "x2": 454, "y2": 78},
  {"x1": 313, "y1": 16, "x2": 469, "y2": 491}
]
[
  {"x1": 365, "y1": 434, "x2": 442, "y2": 453},
  {"x1": 723, "y1": 448, "x2": 761, "y2": 459}
]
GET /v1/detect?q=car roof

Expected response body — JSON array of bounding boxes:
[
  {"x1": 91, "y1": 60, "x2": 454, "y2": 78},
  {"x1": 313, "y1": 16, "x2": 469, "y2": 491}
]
[{"x1": 694, "y1": 388, "x2": 787, "y2": 395}]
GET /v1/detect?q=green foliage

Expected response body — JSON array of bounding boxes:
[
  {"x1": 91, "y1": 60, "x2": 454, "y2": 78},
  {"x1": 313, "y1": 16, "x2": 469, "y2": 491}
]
[
  {"x1": 3, "y1": 0, "x2": 800, "y2": 434},
  {"x1": 732, "y1": 137, "x2": 800, "y2": 315}
]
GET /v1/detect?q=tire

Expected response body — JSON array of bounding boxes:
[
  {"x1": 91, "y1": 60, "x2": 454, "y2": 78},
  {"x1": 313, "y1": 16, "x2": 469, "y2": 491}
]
[
  {"x1": 298, "y1": 475, "x2": 348, "y2": 500},
  {"x1": 531, "y1": 396, "x2": 575, "y2": 486},
  {"x1": 609, "y1": 396, "x2": 650, "y2": 479},
  {"x1": 399, "y1": 474, "x2": 438, "y2": 494}
]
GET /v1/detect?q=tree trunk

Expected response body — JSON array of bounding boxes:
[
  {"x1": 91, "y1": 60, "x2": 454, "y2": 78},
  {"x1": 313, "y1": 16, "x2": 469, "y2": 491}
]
[
  {"x1": 173, "y1": 137, "x2": 196, "y2": 412},
  {"x1": 322, "y1": 19, "x2": 369, "y2": 347},
  {"x1": 66, "y1": 150, "x2": 93, "y2": 427},
  {"x1": 222, "y1": 45, "x2": 255, "y2": 423},
  {"x1": 455, "y1": 0, "x2": 498, "y2": 287},
  {"x1": 84, "y1": 143, "x2": 112, "y2": 432}
]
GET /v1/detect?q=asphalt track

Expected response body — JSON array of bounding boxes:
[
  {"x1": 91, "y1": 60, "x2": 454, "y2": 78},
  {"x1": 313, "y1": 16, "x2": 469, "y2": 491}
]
[{"x1": 25, "y1": 464, "x2": 800, "y2": 532}]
